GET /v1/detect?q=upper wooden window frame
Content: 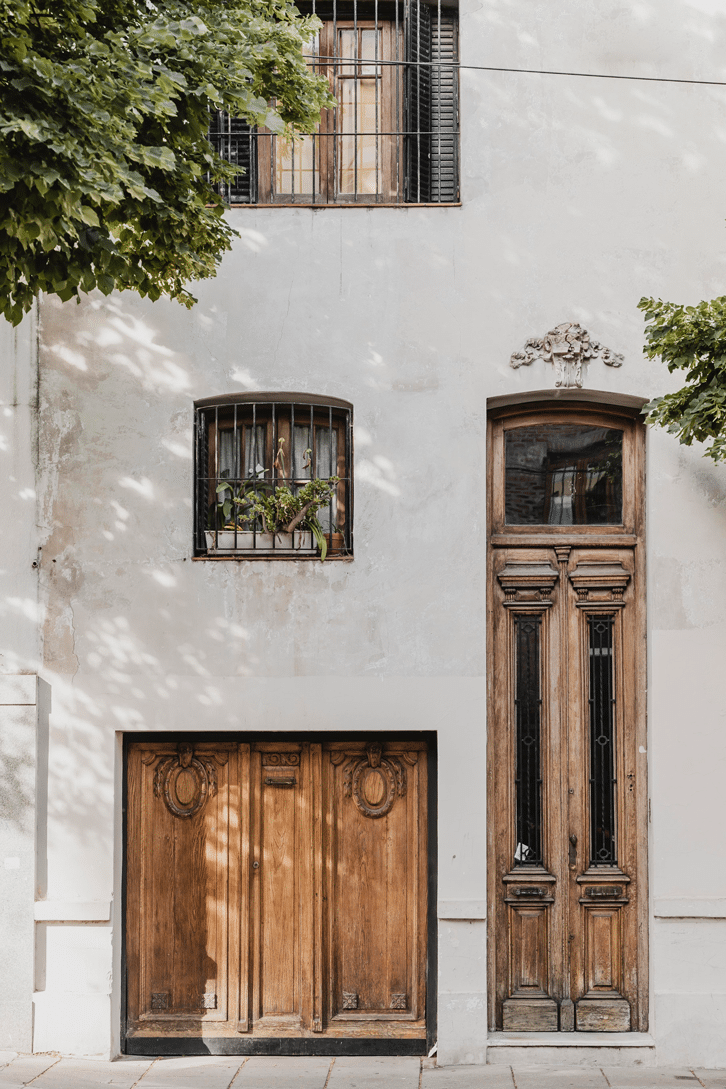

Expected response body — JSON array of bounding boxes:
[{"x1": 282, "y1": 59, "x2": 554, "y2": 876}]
[{"x1": 488, "y1": 397, "x2": 646, "y2": 549}]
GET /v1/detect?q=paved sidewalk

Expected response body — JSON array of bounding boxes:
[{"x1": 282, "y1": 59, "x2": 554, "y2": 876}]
[{"x1": 0, "y1": 1055, "x2": 725, "y2": 1089}]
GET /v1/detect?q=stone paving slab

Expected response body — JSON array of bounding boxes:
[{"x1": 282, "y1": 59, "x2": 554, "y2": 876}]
[
  {"x1": 0, "y1": 1059, "x2": 17, "y2": 1073},
  {"x1": 694, "y1": 1076, "x2": 726, "y2": 1089},
  {"x1": 422, "y1": 1063, "x2": 515, "y2": 1088},
  {"x1": 602, "y1": 1070, "x2": 702, "y2": 1088},
  {"x1": 30, "y1": 1058, "x2": 155, "y2": 1089},
  {"x1": 132, "y1": 1056, "x2": 243, "y2": 1089},
  {"x1": 326, "y1": 1056, "x2": 421, "y2": 1089},
  {"x1": 233, "y1": 1056, "x2": 332, "y2": 1089},
  {"x1": 511, "y1": 1066, "x2": 609, "y2": 1089},
  {"x1": 0, "y1": 1057, "x2": 61, "y2": 1088}
]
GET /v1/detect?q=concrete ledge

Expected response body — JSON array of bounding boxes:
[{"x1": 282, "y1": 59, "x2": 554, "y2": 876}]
[
  {"x1": 654, "y1": 899, "x2": 726, "y2": 918},
  {"x1": 34, "y1": 902, "x2": 111, "y2": 922},
  {"x1": 438, "y1": 901, "x2": 487, "y2": 920},
  {"x1": 487, "y1": 1033, "x2": 656, "y2": 1067}
]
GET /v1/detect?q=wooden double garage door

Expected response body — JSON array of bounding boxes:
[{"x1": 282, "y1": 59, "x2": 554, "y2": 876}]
[{"x1": 124, "y1": 739, "x2": 430, "y2": 1053}]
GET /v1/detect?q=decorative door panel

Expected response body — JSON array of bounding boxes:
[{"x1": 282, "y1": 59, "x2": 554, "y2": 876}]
[
  {"x1": 325, "y1": 742, "x2": 427, "y2": 1031},
  {"x1": 247, "y1": 744, "x2": 312, "y2": 1032},
  {"x1": 125, "y1": 737, "x2": 428, "y2": 1044},
  {"x1": 126, "y1": 742, "x2": 239, "y2": 1030},
  {"x1": 487, "y1": 401, "x2": 647, "y2": 1034}
]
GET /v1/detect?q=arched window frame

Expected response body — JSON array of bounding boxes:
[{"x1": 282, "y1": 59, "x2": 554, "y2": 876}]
[
  {"x1": 194, "y1": 392, "x2": 353, "y2": 559},
  {"x1": 487, "y1": 392, "x2": 646, "y2": 548}
]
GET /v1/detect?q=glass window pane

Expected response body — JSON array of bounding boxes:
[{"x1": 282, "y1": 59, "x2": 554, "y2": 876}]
[
  {"x1": 504, "y1": 424, "x2": 623, "y2": 526},
  {"x1": 339, "y1": 79, "x2": 381, "y2": 194}
]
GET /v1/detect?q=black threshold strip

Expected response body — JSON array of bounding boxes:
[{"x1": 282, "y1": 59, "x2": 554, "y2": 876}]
[{"x1": 125, "y1": 1038, "x2": 428, "y2": 1057}]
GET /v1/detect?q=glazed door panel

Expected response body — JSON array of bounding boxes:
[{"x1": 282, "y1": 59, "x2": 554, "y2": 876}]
[{"x1": 125, "y1": 738, "x2": 428, "y2": 1043}]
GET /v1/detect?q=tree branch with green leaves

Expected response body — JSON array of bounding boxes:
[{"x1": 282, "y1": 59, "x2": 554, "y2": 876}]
[
  {"x1": 0, "y1": 0, "x2": 334, "y2": 324},
  {"x1": 639, "y1": 295, "x2": 726, "y2": 463}
]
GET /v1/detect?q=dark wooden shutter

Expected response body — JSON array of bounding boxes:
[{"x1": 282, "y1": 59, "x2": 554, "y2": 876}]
[
  {"x1": 430, "y1": 10, "x2": 458, "y2": 202},
  {"x1": 208, "y1": 110, "x2": 257, "y2": 204},
  {"x1": 405, "y1": 3, "x2": 458, "y2": 203},
  {"x1": 405, "y1": 0, "x2": 432, "y2": 203}
]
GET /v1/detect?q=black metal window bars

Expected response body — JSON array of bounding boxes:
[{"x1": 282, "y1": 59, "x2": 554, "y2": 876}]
[
  {"x1": 513, "y1": 615, "x2": 543, "y2": 867},
  {"x1": 194, "y1": 394, "x2": 353, "y2": 558},
  {"x1": 208, "y1": 0, "x2": 458, "y2": 205},
  {"x1": 588, "y1": 615, "x2": 617, "y2": 866}
]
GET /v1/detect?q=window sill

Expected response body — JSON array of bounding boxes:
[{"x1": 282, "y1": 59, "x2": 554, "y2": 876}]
[
  {"x1": 227, "y1": 202, "x2": 462, "y2": 209},
  {"x1": 193, "y1": 554, "x2": 354, "y2": 562}
]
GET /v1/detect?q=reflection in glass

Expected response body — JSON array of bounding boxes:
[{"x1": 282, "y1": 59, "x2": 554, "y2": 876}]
[{"x1": 505, "y1": 425, "x2": 623, "y2": 526}]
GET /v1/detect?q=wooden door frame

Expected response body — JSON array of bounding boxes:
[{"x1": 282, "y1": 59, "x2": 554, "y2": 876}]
[
  {"x1": 486, "y1": 392, "x2": 649, "y2": 1033},
  {"x1": 121, "y1": 730, "x2": 437, "y2": 1056}
]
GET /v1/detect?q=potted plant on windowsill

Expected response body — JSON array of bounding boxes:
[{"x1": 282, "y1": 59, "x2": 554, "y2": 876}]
[{"x1": 205, "y1": 443, "x2": 340, "y2": 560}]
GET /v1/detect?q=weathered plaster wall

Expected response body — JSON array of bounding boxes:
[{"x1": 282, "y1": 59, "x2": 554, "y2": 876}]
[
  {"x1": 24, "y1": 0, "x2": 726, "y2": 1063},
  {"x1": 0, "y1": 311, "x2": 41, "y2": 1052}
]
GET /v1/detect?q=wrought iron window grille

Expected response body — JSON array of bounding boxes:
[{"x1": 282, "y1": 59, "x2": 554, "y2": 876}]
[
  {"x1": 194, "y1": 394, "x2": 353, "y2": 559},
  {"x1": 208, "y1": 0, "x2": 459, "y2": 206}
]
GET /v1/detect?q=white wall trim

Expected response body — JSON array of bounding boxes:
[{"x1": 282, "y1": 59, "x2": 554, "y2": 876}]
[
  {"x1": 438, "y1": 900, "x2": 487, "y2": 920},
  {"x1": 654, "y1": 898, "x2": 726, "y2": 918},
  {"x1": 34, "y1": 902, "x2": 111, "y2": 923}
]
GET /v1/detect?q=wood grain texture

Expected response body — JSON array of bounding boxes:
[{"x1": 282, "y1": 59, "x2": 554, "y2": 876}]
[
  {"x1": 487, "y1": 404, "x2": 648, "y2": 1034},
  {"x1": 126, "y1": 738, "x2": 427, "y2": 1043}
]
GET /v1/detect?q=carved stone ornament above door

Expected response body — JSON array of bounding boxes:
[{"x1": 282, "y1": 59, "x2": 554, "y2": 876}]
[
  {"x1": 509, "y1": 322, "x2": 624, "y2": 388},
  {"x1": 148, "y1": 742, "x2": 224, "y2": 819}
]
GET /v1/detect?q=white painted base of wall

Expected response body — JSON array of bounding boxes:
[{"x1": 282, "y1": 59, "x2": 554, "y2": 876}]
[
  {"x1": 487, "y1": 1034, "x2": 656, "y2": 1067},
  {"x1": 654, "y1": 995, "x2": 726, "y2": 1069},
  {"x1": 33, "y1": 993, "x2": 111, "y2": 1059}
]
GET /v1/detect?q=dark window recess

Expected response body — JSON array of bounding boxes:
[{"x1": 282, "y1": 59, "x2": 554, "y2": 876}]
[
  {"x1": 194, "y1": 396, "x2": 353, "y2": 558},
  {"x1": 589, "y1": 616, "x2": 617, "y2": 866},
  {"x1": 514, "y1": 615, "x2": 543, "y2": 867},
  {"x1": 504, "y1": 425, "x2": 623, "y2": 526},
  {"x1": 207, "y1": 0, "x2": 458, "y2": 206}
]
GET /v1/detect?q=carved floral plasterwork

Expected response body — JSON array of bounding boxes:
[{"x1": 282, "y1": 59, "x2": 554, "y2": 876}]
[{"x1": 510, "y1": 322, "x2": 623, "y2": 388}]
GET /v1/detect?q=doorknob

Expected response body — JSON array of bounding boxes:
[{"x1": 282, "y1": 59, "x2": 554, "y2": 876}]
[{"x1": 569, "y1": 834, "x2": 577, "y2": 867}]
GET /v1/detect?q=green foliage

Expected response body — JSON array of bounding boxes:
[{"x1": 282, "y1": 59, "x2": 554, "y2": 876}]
[
  {"x1": 0, "y1": 0, "x2": 334, "y2": 324},
  {"x1": 213, "y1": 476, "x2": 340, "y2": 560},
  {"x1": 638, "y1": 295, "x2": 726, "y2": 462}
]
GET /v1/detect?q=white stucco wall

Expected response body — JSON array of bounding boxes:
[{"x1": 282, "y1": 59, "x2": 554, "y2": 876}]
[{"x1": 8, "y1": 0, "x2": 726, "y2": 1064}]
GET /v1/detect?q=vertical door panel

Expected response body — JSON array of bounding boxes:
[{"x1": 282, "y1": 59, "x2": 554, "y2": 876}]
[
  {"x1": 126, "y1": 742, "x2": 239, "y2": 1036},
  {"x1": 325, "y1": 741, "x2": 427, "y2": 1032},
  {"x1": 250, "y1": 744, "x2": 312, "y2": 1031}
]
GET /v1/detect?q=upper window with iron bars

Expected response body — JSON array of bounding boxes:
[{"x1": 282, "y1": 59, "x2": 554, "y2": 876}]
[
  {"x1": 209, "y1": 0, "x2": 458, "y2": 206},
  {"x1": 195, "y1": 394, "x2": 353, "y2": 559}
]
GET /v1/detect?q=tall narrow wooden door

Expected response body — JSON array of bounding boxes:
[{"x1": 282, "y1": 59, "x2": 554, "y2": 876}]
[
  {"x1": 125, "y1": 739, "x2": 428, "y2": 1045},
  {"x1": 487, "y1": 401, "x2": 648, "y2": 1032}
]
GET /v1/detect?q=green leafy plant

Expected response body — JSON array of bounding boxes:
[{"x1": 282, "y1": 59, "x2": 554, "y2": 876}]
[
  {"x1": 249, "y1": 476, "x2": 340, "y2": 559},
  {"x1": 639, "y1": 295, "x2": 726, "y2": 462},
  {"x1": 0, "y1": 0, "x2": 335, "y2": 324},
  {"x1": 210, "y1": 442, "x2": 340, "y2": 559}
]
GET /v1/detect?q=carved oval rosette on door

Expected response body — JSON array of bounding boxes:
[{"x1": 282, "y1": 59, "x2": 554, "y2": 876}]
[
  {"x1": 143, "y1": 742, "x2": 226, "y2": 819},
  {"x1": 335, "y1": 741, "x2": 412, "y2": 820}
]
